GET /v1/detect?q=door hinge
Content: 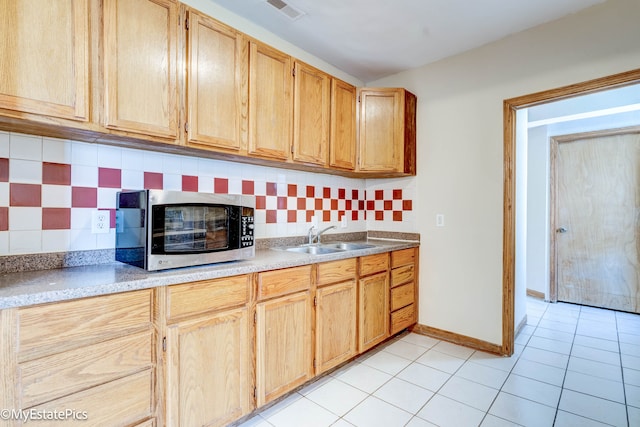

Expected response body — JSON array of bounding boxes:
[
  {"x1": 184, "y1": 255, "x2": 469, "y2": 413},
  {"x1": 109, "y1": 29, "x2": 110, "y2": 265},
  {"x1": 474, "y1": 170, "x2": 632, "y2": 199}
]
[
  {"x1": 292, "y1": 67, "x2": 296, "y2": 77},
  {"x1": 184, "y1": 122, "x2": 189, "y2": 133},
  {"x1": 185, "y1": 17, "x2": 189, "y2": 30},
  {"x1": 313, "y1": 296, "x2": 317, "y2": 306},
  {"x1": 162, "y1": 337, "x2": 166, "y2": 352}
]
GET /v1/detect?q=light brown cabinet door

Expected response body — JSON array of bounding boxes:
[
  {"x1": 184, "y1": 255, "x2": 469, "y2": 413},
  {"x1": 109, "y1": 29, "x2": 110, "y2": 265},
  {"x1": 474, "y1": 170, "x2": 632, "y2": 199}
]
[
  {"x1": 293, "y1": 61, "x2": 330, "y2": 166},
  {"x1": 0, "y1": 0, "x2": 89, "y2": 121},
  {"x1": 255, "y1": 291, "x2": 313, "y2": 407},
  {"x1": 330, "y1": 79, "x2": 357, "y2": 170},
  {"x1": 358, "y1": 88, "x2": 416, "y2": 175},
  {"x1": 316, "y1": 280, "x2": 357, "y2": 374},
  {"x1": 103, "y1": 0, "x2": 179, "y2": 139},
  {"x1": 248, "y1": 40, "x2": 293, "y2": 160},
  {"x1": 185, "y1": 10, "x2": 247, "y2": 152},
  {"x1": 166, "y1": 307, "x2": 251, "y2": 427},
  {"x1": 358, "y1": 272, "x2": 389, "y2": 352}
]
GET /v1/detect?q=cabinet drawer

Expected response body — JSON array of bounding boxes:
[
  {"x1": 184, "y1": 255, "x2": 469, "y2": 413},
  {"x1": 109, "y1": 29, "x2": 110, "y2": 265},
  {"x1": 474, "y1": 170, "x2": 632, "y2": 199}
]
[
  {"x1": 359, "y1": 253, "x2": 389, "y2": 277},
  {"x1": 390, "y1": 283, "x2": 415, "y2": 311},
  {"x1": 391, "y1": 248, "x2": 416, "y2": 268},
  {"x1": 18, "y1": 290, "x2": 152, "y2": 361},
  {"x1": 29, "y1": 369, "x2": 153, "y2": 426},
  {"x1": 167, "y1": 275, "x2": 249, "y2": 321},
  {"x1": 258, "y1": 265, "x2": 312, "y2": 300},
  {"x1": 20, "y1": 331, "x2": 153, "y2": 408},
  {"x1": 317, "y1": 258, "x2": 356, "y2": 286},
  {"x1": 391, "y1": 264, "x2": 414, "y2": 288},
  {"x1": 390, "y1": 304, "x2": 416, "y2": 334}
]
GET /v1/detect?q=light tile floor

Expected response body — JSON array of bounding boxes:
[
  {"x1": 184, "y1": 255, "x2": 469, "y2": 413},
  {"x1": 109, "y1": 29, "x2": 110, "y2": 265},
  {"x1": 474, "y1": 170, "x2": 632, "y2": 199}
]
[{"x1": 239, "y1": 297, "x2": 640, "y2": 427}]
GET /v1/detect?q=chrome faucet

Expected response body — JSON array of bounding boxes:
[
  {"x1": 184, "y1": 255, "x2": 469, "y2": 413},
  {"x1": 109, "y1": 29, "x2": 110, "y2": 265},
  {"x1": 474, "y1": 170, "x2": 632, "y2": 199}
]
[
  {"x1": 307, "y1": 226, "x2": 316, "y2": 245},
  {"x1": 315, "y1": 225, "x2": 337, "y2": 244}
]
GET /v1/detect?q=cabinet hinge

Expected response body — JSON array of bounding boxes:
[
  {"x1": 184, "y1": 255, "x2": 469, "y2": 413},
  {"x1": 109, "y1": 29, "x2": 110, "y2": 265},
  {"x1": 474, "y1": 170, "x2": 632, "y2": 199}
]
[
  {"x1": 253, "y1": 387, "x2": 257, "y2": 399},
  {"x1": 313, "y1": 296, "x2": 317, "y2": 306},
  {"x1": 185, "y1": 17, "x2": 189, "y2": 30},
  {"x1": 162, "y1": 337, "x2": 166, "y2": 352},
  {"x1": 358, "y1": 95, "x2": 361, "y2": 102},
  {"x1": 292, "y1": 67, "x2": 296, "y2": 77},
  {"x1": 184, "y1": 122, "x2": 189, "y2": 133},
  {"x1": 313, "y1": 358, "x2": 317, "y2": 368},
  {"x1": 291, "y1": 144, "x2": 294, "y2": 155},
  {"x1": 254, "y1": 312, "x2": 257, "y2": 323}
]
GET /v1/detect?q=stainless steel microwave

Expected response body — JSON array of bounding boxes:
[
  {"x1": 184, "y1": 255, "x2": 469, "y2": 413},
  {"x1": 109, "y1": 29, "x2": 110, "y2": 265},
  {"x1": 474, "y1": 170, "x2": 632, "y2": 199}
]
[{"x1": 115, "y1": 190, "x2": 255, "y2": 271}]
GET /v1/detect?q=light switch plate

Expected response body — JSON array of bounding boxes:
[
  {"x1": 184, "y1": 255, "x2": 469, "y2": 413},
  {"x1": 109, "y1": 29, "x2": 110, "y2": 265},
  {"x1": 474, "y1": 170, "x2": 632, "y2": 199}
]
[{"x1": 436, "y1": 214, "x2": 445, "y2": 227}]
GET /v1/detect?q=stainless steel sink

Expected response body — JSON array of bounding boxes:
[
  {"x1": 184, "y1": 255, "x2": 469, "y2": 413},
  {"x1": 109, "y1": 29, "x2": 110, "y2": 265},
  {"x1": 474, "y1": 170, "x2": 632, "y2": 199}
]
[
  {"x1": 320, "y1": 242, "x2": 376, "y2": 251},
  {"x1": 284, "y1": 246, "x2": 342, "y2": 255}
]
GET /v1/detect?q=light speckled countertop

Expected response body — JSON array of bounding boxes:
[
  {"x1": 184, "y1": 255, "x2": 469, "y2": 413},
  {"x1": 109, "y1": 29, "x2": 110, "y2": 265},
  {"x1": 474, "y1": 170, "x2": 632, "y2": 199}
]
[{"x1": 0, "y1": 239, "x2": 418, "y2": 309}]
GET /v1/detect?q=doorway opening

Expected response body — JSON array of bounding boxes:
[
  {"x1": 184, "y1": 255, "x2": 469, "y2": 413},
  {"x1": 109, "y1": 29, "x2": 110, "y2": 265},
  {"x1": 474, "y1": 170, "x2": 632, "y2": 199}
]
[{"x1": 502, "y1": 69, "x2": 640, "y2": 356}]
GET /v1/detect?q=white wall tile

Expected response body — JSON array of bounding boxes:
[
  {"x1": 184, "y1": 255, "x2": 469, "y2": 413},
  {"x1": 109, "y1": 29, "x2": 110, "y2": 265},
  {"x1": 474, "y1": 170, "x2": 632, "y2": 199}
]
[
  {"x1": 121, "y1": 170, "x2": 144, "y2": 190},
  {"x1": 122, "y1": 148, "x2": 144, "y2": 171},
  {"x1": 0, "y1": 132, "x2": 9, "y2": 157},
  {"x1": 42, "y1": 230, "x2": 71, "y2": 252},
  {"x1": 0, "y1": 182, "x2": 8, "y2": 206},
  {"x1": 10, "y1": 133, "x2": 42, "y2": 161},
  {"x1": 163, "y1": 174, "x2": 182, "y2": 191},
  {"x1": 97, "y1": 188, "x2": 119, "y2": 209},
  {"x1": 228, "y1": 179, "x2": 242, "y2": 195},
  {"x1": 42, "y1": 185, "x2": 72, "y2": 208},
  {"x1": 143, "y1": 152, "x2": 164, "y2": 172},
  {"x1": 71, "y1": 165, "x2": 98, "y2": 187},
  {"x1": 9, "y1": 207, "x2": 41, "y2": 231},
  {"x1": 71, "y1": 141, "x2": 97, "y2": 166},
  {"x1": 10, "y1": 230, "x2": 42, "y2": 254},
  {"x1": 180, "y1": 156, "x2": 198, "y2": 175},
  {"x1": 9, "y1": 159, "x2": 42, "y2": 184},
  {"x1": 69, "y1": 229, "x2": 97, "y2": 251},
  {"x1": 97, "y1": 145, "x2": 122, "y2": 168},
  {"x1": 162, "y1": 154, "x2": 182, "y2": 174},
  {"x1": 0, "y1": 231, "x2": 8, "y2": 254},
  {"x1": 96, "y1": 229, "x2": 115, "y2": 249},
  {"x1": 43, "y1": 138, "x2": 72, "y2": 163},
  {"x1": 198, "y1": 177, "x2": 214, "y2": 193},
  {"x1": 71, "y1": 208, "x2": 92, "y2": 230}
]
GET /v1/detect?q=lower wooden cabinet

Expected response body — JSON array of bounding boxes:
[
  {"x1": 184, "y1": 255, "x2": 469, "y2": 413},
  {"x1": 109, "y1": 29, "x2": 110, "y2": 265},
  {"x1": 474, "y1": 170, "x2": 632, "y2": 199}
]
[
  {"x1": 255, "y1": 290, "x2": 314, "y2": 407},
  {"x1": 165, "y1": 307, "x2": 251, "y2": 427},
  {"x1": 390, "y1": 248, "x2": 418, "y2": 334},
  {"x1": 358, "y1": 271, "x2": 390, "y2": 352}
]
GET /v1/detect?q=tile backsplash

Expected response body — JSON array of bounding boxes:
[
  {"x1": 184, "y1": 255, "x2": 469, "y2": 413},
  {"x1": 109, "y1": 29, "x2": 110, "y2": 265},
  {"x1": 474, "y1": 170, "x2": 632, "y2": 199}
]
[{"x1": 0, "y1": 131, "x2": 415, "y2": 255}]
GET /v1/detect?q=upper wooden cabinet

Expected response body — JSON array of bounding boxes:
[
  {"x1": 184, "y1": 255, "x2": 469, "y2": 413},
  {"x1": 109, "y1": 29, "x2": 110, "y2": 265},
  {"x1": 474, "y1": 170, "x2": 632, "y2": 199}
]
[
  {"x1": 0, "y1": 0, "x2": 89, "y2": 122},
  {"x1": 184, "y1": 9, "x2": 247, "y2": 153},
  {"x1": 103, "y1": 0, "x2": 179, "y2": 140},
  {"x1": 330, "y1": 79, "x2": 357, "y2": 171},
  {"x1": 358, "y1": 88, "x2": 417, "y2": 175},
  {"x1": 248, "y1": 40, "x2": 293, "y2": 161},
  {"x1": 292, "y1": 61, "x2": 331, "y2": 166}
]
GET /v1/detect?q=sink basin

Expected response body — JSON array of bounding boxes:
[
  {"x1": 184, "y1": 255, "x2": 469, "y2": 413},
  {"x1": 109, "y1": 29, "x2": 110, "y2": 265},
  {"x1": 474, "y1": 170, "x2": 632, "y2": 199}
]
[
  {"x1": 284, "y1": 246, "x2": 342, "y2": 255},
  {"x1": 320, "y1": 242, "x2": 376, "y2": 251}
]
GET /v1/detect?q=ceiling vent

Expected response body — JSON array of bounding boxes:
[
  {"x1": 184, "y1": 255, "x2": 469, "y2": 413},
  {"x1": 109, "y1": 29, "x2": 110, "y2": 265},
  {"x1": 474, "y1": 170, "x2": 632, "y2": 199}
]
[{"x1": 265, "y1": 0, "x2": 305, "y2": 21}]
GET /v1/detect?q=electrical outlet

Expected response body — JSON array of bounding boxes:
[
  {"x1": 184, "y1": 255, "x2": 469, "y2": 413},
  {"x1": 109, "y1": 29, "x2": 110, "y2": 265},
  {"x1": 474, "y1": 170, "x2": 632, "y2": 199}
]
[
  {"x1": 91, "y1": 210, "x2": 110, "y2": 234},
  {"x1": 340, "y1": 216, "x2": 348, "y2": 228}
]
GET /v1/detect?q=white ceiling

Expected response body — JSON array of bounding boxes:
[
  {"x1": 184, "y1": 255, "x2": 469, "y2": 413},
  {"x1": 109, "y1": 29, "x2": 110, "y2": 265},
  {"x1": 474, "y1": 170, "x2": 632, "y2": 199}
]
[{"x1": 207, "y1": 0, "x2": 606, "y2": 83}]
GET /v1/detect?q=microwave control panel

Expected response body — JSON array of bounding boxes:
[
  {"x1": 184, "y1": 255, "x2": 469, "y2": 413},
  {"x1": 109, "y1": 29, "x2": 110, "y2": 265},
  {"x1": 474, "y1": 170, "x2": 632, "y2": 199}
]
[{"x1": 241, "y1": 215, "x2": 254, "y2": 247}]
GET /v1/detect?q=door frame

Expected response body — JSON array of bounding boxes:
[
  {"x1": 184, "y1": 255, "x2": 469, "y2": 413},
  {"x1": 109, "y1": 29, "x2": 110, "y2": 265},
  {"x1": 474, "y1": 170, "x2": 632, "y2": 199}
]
[
  {"x1": 502, "y1": 68, "x2": 640, "y2": 356},
  {"x1": 549, "y1": 126, "x2": 640, "y2": 303}
]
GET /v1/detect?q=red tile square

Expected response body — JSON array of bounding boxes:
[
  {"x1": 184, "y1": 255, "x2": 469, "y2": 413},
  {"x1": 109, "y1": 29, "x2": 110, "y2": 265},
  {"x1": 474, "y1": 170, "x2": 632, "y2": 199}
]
[
  {"x1": 351, "y1": 189, "x2": 359, "y2": 200},
  {"x1": 182, "y1": 175, "x2": 198, "y2": 192},
  {"x1": 306, "y1": 210, "x2": 314, "y2": 222},
  {"x1": 384, "y1": 200, "x2": 392, "y2": 210},
  {"x1": 359, "y1": 201, "x2": 365, "y2": 211},
  {"x1": 288, "y1": 184, "x2": 297, "y2": 197},
  {"x1": 393, "y1": 189, "x2": 403, "y2": 200},
  {"x1": 242, "y1": 180, "x2": 254, "y2": 195},
  {"x1": 366, "y1": 200, "x2": 375, "y2": 211},
  {"x1": 266, "y1": 182, "x2": 277, "y2": 196},
  {"x1": 105, "y1": 208, "x2": 117, "y2": 228},
  {"x1": 10, "y1": 183, "x2": 41, "y2": 207},
  {"x1": 42, "y1": 207, "x2": 71, "y2": 230},
  {"x1": 43, "y1": 162, "x2": 72, "y2": 185},
  {"x1": 351, "y1": 211, "x2": 358, "y2": 221},
  {"x1": 297, "y1": 198, "x2": 306, "y2": 210},
  {"x1": 403, "y1": 200, "x2": 413, "y2": 211},
  {"x1": 144, "y1": 172, "x2": 163, "y2": 190},
  {"x1": 277, "y1": 197, "x2": 287, "y2": 209},
  {"x1": 266, "y1": 210, "x2": 277, "y2": 224},
  {"x1": 375, "y1": 211, "x2": 384, "y2": 221},
  {"x1": 331, "y1": 199, "x2": 338, "y2": 210},
  {"x1": 256, "y1": 195, "x2": 266, "y2": 210},
  {"x1": 393, "y1": 211, "x2": 403, "y2": 222},
  {"x1": 323, "y1": 210, "x2": 331, "y2": 222},
  {"x1": 315, "y1": 198, "x2": 323, "y2": 210},
  {"x1": 71, "y1": 187, "x2": 97, "y2": 208},
  {"x1": 338, "y1": 188, "x2": 345, "y2": 199},
  {"x1": 323, "y1": 187, "x2": 331, "y2": 198},
  {"x1": 338, "y1": 211, "x2": 345, "y2": 220},
  {"x1": 346, "y1": 200, "x2": 352, "y2": 211},
  {"x1": 0, "y1": 158, "x2": 8, "y2": 182},
  {"x1": 0, "y1": 207, "x2": 8, "y2": 231},
  {"x1": 214, "y1": 178, "x2": 228, "y2": 194},
  {"x1": 287, "y1": 210, "x2": 297, "y2": 223},
  {"x1": 375, "y1": 190, "x2": 384, "y2": 200},
  {"x1": 306, "y1": 186, "x2": 315, "y2": 198},
  {"x1": 98, "y1": 167, "x2": 121, "y2": 188}
]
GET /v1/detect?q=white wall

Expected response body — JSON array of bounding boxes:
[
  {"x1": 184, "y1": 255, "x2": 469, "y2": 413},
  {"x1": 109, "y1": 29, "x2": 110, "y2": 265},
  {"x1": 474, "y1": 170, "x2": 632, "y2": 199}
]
[{"x1": 369, "y1": 0, "x2": 640, "y2": 345}]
